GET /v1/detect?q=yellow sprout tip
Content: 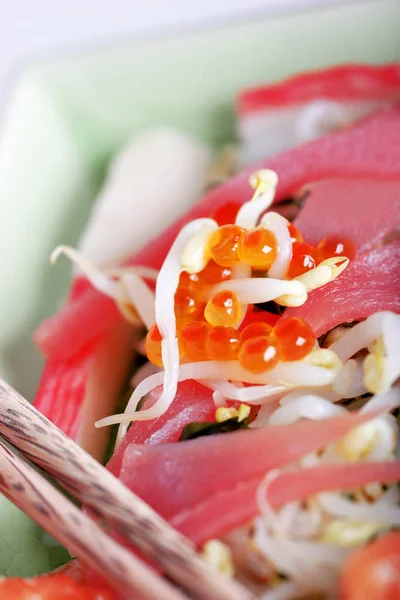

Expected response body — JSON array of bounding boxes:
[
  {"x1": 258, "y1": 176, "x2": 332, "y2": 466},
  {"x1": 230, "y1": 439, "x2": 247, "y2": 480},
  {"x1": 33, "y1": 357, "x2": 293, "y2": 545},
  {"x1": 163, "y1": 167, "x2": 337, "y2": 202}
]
[{"x1": 249, "y1": 169, "x2": 278, "y2": 194}]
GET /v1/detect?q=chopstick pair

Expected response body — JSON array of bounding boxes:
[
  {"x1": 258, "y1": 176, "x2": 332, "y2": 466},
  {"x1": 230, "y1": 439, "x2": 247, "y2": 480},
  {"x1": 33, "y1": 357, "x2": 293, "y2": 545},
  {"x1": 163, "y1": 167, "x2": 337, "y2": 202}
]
[
  {"x1": 0, "y1": 438, "x2": 185, "y2": 600},
  {"x1": 0, "y1": 379, "x2": 254, "y2": 600}
]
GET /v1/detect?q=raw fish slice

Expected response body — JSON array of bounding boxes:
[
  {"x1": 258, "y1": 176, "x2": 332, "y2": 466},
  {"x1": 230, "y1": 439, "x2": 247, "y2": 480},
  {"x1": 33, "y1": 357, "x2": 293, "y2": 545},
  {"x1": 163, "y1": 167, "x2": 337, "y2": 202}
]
[
  {"x1": 285, "y1": 242, "x2": 400, "y2": 337},
  {"x1": 294, "y1": 178, "x2": 400, "y2": 251},
  {"x1": 117, "y1": 412, "x2": 374, "y2": 518}
]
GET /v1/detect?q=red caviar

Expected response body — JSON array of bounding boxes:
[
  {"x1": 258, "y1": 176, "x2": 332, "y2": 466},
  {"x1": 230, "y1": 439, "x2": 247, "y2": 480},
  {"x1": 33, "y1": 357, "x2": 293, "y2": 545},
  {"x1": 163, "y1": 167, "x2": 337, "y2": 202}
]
[
  {"x1": 239, "y1": 306, "x2": 280, "y2": 330},
  {"x1": 181, "y1": 321, "x2": 211, "y2": 362},
  {"x1": 204, "y1": 290, "x2": 242, "y2": 327},
  {"x1": 238, "y1": 228, "x2": 278, "y2": 269},
  {"x1": 318, "y1": 235, "x2": 356, "y2": 261},
  {"x1": 199, "y1": 260, "x2": 232, "y2": 285},
  {"x1": 241, "y1": 321, "x2": 273, "y2": 343},
  {"x1": 206, "y1": 326, "x2": 241, "y2": 361},
  {"x1": 288, "y1": 223, "x2": 304, "y2": 244},
  {"x1": 211, "y1": 201, "x2": 240, "y2": 226},
  {"x1": 174, "y1": 288, "x2": 205, "y2": 329},
  {"x1": 239, "y1": 336, "x2": 281, "y2": 374},
  {"x1": 286, "y1": 242, "x2": 319, "y2": 278},
  {"x1": 208, "y1": 225, "x2": 245, "y2": 267},
  {"x1": 146, "y1": 323, "x2": 163, "y2": 366},
  {"x1": 273, "y1": 317, "x2": 316, "y2": 361},
  {"x1": 179, "y1": 270, "x2": 201, "y2": 293}
]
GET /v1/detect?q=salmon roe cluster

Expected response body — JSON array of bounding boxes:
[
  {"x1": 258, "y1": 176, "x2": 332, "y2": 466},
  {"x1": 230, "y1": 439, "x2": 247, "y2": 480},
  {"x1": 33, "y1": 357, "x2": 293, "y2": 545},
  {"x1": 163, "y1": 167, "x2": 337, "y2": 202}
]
[{"x1": 146, "y1": 202, "x2": 355, "y2": 373}]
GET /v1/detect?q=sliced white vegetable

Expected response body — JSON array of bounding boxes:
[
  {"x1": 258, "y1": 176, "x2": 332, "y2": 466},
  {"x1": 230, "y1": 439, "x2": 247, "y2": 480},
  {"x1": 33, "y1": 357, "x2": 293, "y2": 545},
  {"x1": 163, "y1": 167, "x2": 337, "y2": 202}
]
[{"x1": 78, "y1": 129, "x2": 211, "y2": 269}]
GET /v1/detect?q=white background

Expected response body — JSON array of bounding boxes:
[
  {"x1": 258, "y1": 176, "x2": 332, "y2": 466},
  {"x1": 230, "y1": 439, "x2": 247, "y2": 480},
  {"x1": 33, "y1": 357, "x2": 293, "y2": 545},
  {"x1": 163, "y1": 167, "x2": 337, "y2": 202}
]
[{"x1": 0, "y1": 1, "x2": 348, "y2": 93}]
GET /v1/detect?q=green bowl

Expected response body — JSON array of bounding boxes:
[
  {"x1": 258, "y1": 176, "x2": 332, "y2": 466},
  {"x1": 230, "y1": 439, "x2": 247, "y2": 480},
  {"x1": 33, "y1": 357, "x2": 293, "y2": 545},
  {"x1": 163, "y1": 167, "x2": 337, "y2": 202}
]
[{"x1": 0, "y1": 0, "x2": 399, "y2": 578}]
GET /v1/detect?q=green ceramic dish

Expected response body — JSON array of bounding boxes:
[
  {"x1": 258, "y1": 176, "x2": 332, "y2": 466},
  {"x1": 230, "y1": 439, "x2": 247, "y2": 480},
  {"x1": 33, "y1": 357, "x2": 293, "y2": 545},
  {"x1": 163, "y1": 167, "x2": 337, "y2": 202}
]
[{"x1": 0, "y1": 0, "x2": 399, "y2": 578}]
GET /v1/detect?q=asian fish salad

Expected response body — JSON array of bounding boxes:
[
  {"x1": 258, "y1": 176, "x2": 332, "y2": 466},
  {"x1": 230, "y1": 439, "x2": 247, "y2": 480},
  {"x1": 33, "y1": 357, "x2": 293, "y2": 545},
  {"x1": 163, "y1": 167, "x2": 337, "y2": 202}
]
[{"x1": 2, "y1": 64, "x2": 400, "y2": 599}]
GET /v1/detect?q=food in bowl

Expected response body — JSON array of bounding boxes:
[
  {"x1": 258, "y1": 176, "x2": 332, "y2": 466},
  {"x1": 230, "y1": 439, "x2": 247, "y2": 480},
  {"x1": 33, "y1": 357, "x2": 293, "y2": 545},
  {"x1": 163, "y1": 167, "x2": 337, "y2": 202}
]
[{"x1": 2, "y1": 64, "x2": 400, "y2": 600}]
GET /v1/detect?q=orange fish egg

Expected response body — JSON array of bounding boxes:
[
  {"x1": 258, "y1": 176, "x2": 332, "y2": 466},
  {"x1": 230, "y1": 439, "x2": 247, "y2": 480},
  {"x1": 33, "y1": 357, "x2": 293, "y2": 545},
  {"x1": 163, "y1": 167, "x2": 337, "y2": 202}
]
[
  {"x1": 273, "y1": 317, "x2": 316, "y2": 361},
  {"x1": 288, "y1": 223, "x2": 304, "y2": 244},
  {"x1": 241, "y1": 321, "x2": 273, "y2": 343},
  {"x1": 199, "y1": 260, "x2": 232, "y2": 285},
  {"x1": 146, "y1": 323, "x2": 163, "y2": 366},
  {"x1": 211, "y1": 201, "x2": 240, "y2": 226},
  {"x1": 239, "y1": 336, "x2": 281, "y2": 374},
  {"x1": 204, "y1": 290, "x2": 242, "y2": 327},
  {"x1": 318, "y1": 235, "x2": 356, "y2": 261},
  {"x1": 179, "y1": 270, "x2": 201, "y2": 292},
  {"x1": 180, "y1": 321, "x2": 211, "y2": 362},
  {"x1": 174, "y1": 288, "x2": 205, "y2": 330},
  {"x1": 286, "y1": 242, "x2": 319, "y2": 278},
  {"x1": 206, "y1": 326, "x2": 241, "y2": 361},
  {"x1": 208, "y1": 225, "x2": 245, "y2": 267},
  {"x1": 238, "y1": 228, "x2": 278, "y2": 269}
]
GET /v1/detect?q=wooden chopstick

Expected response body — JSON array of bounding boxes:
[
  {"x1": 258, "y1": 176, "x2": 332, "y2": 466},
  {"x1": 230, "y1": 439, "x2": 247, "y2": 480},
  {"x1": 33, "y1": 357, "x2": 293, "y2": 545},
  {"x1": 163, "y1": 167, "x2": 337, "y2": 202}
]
[
  {"x1": 0, "y1": 380, "x2": 254, "y2": 600},
  {"x1": 0, "y1": 437, "x2": 187, "y2": 600}
]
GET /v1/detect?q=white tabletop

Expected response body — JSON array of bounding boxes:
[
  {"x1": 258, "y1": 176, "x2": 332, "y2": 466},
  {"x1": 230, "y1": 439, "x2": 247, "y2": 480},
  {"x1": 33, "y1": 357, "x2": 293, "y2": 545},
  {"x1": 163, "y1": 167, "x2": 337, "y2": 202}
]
[{"x1": 0, "y1": 1, "x2": 346, "y2": 93}]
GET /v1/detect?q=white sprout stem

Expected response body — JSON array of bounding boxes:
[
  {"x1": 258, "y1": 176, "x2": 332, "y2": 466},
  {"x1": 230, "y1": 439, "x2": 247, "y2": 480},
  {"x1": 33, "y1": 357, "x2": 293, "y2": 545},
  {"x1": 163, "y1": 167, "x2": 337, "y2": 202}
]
[
  {"x1": 235, "y1": 169, "x2": 278, "y2": 229},
  {"x1": 210, "y1": 278, "x2": 306, "y2": 306},
  {"x1": 254, "y1": 518, "x2": 348, "y2": 590},
  {"x1": 131, "y1": 361, "x2": 161, "y2": 389},
  {"x1": 260, "y1": 212, "x2": 292, "y2": 279},
  {"x1": 329, "y1": 312, "x2": 392, "y2": 361},
  {"x1": 231, "y1": 263, "x2": 252, "y2": 279},
  {"x1": 279, "y1": 387, "x2": 341, "y2": 406},
  {"x1": 199, "y1": 379, "x2": 288, "y2": 404},
  {"x1": 333, "y1": 359, "x2": 366, "y2": 399},
  {"x1": 115, "y1": 219, "x2": 218, "y2": 444},
  {"x1": 380, "y1": 312, "x2": 400, "y2": 391},
  {"x1": 119, "y1": 273, "x2": 156, "y2": 329},
  {"x1": 97, "y1": 359, "x2": 340, "y2": 428},
  {"x1": 50, "y1": 245, "x2": 119, "y2": 298},
  {"x1": 259, "y1": 581, "x2": 300, "y2": 600},
  {"x1": 107, "y1": 265, "x2": 159, "y2": 280},
  {"x1": 268, "y1": 395, "x2": 345, "y2": 426},
  {"x1": 294, "y1": 257, "x2": 349, "y2": 293},
  {"x1": 180, "y1": 220, "x2": 218, "y2": 273},
  {"x1": 361, "y1": 385, "x2": 400, "y2": 414},
  {"x1": 318, "y1": 491, "x2": 400, "y2": 525},
  {"x1": 248, "y1": 400, "x2": 282, "y2": 429},
  {"x1": 256, "y1": 469, "x2": 281, "y2": 529},
  {"x1": 212, "y1": 389, "x2": 227, "y2": 408},
  {"x1": 329, "y1": 312, "x2": 400, "y2": 394},
  {"x1": 229, "y1": 263, "x2": 251, "y2": 328}
]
